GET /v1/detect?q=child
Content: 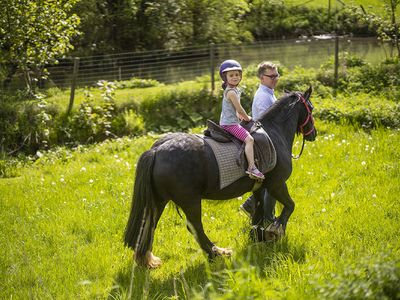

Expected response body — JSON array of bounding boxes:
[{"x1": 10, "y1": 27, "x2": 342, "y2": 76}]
[{"x1": 219, "y1": 59, "x2": 264, "y2": 180}]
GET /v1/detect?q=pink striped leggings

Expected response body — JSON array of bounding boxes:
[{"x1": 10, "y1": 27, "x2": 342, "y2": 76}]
[{"x1": 220, "y1": 124, "x2": 249, "y2": 141}]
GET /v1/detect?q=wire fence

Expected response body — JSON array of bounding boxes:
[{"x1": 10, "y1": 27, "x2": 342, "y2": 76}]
[{"x1": 5, "y1": 36, "x2": 394, "y2": 91}]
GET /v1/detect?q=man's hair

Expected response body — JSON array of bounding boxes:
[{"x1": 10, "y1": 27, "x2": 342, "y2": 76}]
[{"x1": 257, "y1": 61, "x2": 277, "y2": 78}]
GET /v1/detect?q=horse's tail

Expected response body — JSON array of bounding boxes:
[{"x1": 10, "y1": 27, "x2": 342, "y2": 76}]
[{"x1": 124, "y1": 149, "x2": 158, "y2": 264}]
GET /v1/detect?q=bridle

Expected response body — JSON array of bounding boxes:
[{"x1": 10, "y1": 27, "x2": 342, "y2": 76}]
[{"x1": 292, "y1": 93, "x2": 315, "y2": 159}]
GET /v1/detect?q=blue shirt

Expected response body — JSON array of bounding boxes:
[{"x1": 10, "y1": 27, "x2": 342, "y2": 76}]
[{"x1": 251, "y1": 84, "x2": 277, "y2": 121}]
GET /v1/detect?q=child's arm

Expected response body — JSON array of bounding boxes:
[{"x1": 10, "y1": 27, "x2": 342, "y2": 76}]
[{"x1": 227, "y1": 90, "x2": 251, "y2": 122}]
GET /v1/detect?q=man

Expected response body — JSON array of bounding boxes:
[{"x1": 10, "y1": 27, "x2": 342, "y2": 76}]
[{"x1": 240, "y1": 61, "x2": 280, "y2": 223}]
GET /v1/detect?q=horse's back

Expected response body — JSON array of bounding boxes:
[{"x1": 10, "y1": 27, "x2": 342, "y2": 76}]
[{"x1": 151, "y1": 133, "x2": 216, "y2": 201}]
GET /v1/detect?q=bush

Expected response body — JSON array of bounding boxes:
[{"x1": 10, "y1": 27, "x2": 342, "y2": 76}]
[
  {"x1": 317, "y1": 55, "x2": 400, "y2": 101},
  {"x1": 0, "y1": 93, "x2": 57, "y2": 154},
  {"x1": 139, "y1": 87, "x2": 219, "y2": 132},
  {"x1": 114, "y1": 77, "x2": 162, "y2": 89},
  {"x1": 314, "y1": 94, "x2": 400, "y2": 129}
]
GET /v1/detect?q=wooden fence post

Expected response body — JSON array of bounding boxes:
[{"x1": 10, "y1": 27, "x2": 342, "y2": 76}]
[
  {"x1": 67, "y1": 57, "x2": 80, "y2": 116},
  {"x1": 334, "y1": 36, "x2": 339, "y2": 94},
  {"x1": 210, "y1": 43, "x2": 215, "y2": 93}
]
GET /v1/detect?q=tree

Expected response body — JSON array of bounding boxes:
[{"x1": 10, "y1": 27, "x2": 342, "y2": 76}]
[
  {"x1": 132, "y1": 0, "x2": 252, "y2": 50},
  {"x1": 359, "y1": 0, "x2": 400, "y2": 57},
  {"x1": 0, "y1": 0, "x2": 81, "y2": 93},
  {"x1": 82, "y1": 0, "x2": 251, "y2": 52},
  {"x1": 71, "y1": 0, "x2": 140, "y2": 55}
]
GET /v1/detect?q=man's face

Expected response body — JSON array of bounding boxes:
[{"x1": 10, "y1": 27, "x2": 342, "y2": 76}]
[{"x1": 261, "y1": 68, "x2": 280, "y2": 89}]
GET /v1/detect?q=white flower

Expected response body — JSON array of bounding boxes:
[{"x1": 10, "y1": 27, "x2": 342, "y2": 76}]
[
  {"x1": 80, "y1": 167, "x2": 87, "y2": 172},
  {"x1": 89, "y1": 179, "x2": 94, "y2": 183},
  {"x1": 361, "y1": 161, "x2": 367, "y2": 166},
  {"x1": 321, "y1": 208, "x2": 327, "y2": 213}
]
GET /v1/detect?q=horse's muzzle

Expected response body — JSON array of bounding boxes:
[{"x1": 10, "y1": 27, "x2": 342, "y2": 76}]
[{"x1": 305, "y1": 128, "x2": 317, "y2": 141}]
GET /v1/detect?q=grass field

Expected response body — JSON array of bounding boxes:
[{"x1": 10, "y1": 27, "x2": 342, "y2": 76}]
[
  {"x1": 1, "y1": 120, "x2": 399, "y2": 299},
  {"x1": 286, "y1": 0, "x2": 398, "y2": 14}
]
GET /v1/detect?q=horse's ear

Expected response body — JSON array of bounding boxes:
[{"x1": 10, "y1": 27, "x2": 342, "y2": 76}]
[{"x1": 304, "y1": 86, "x2": 312, "y2": 100}]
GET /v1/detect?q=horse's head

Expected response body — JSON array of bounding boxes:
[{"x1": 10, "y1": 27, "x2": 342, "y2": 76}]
[{"x1": 295, "y1": 86, "x2": 317, "y2": 141}]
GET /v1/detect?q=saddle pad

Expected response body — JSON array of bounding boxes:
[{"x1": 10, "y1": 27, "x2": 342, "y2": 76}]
[{"x1": 204, "y1": 137, "x2": 245, "y2": 189}]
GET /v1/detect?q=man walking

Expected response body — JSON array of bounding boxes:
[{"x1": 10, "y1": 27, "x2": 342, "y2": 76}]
[{"x1": 240, "y1": 61, "x2": 280, "y2": 223}]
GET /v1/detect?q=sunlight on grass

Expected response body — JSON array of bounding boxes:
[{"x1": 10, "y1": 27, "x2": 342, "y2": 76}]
[
  {"x1": 1, "y1": 122, "x2": 399, "y2": 299},
  {"x1": 285, "y1": 0, "x2": 394, "y2": 15},
  {"x1": 45, "y1": 80, "x2": 209, "y2": 111}
]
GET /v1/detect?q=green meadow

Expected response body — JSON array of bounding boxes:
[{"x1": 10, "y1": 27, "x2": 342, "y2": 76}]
[
  {"x1": 286, "y1": 0, "x2": 398, "y2": 14},
  {"x1": 1, "y1": 120, "x2": 399, "y2": 299}
]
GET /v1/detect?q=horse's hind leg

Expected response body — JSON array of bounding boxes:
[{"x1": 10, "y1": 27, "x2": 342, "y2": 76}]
[
  {"x1": 136, "y1": 199, "x2": 168, "y2": 268},
  {"x1": 179, "y1": 199, "x2": 232, "y2": 260}
]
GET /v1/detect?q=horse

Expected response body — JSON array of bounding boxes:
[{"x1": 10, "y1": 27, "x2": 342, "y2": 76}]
[{"x1": 124, "y1": 86, "x2": 317, "y2": 268}]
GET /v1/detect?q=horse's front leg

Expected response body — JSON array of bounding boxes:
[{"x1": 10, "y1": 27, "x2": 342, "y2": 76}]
[
  {"x1": 268, "y1": 182, "x2": 294, "y2": 237},
  {"x1": 179, "y1": 199, "x2": 232, "y2": 260}
]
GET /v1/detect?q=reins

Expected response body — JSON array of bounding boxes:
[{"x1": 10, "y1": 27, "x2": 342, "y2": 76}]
[{"x1": 292, "y1": 135, "x2": 305, "y2": 159}]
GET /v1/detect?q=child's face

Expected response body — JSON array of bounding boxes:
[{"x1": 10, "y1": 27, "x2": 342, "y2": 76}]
[{"x1": 226, "y1": 70, "x2": 242, "y2": 87}]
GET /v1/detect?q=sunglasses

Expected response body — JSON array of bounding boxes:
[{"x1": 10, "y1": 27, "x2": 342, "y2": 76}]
[{"x1": 263, "y1": 73, "x2": 280, "y2": 80}]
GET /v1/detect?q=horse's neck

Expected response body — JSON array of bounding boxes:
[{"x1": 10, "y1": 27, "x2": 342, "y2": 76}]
[{"x1": 262, "y1": 113, "x2": 298, "y2": 151}]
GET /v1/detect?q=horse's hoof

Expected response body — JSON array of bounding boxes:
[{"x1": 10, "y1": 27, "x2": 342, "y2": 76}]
[
  {"x1": 146, "y1": 251, "x2": 162, "y2": 269},
  {"x1": 135, "y1": 251, "x2": 162, "y2": 269},
  {"x1": 265, "y1": 223, "x2": 285, "y2": 241},
  {"x1": 211, "y1": 245, "x2": 233, "y2": 257},
  {"x1": 251, "y1": 223, "x2": 284, "y2": 242}
]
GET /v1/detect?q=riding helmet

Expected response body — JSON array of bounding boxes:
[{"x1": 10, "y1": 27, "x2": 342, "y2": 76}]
[{"x1": 219, "y1": 59, "x2": 242, "y2": 81}]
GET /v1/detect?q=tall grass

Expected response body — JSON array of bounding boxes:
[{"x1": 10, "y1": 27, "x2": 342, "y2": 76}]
[{"x1": 0, "y1": 121, "x2": 399, "y2": 299}]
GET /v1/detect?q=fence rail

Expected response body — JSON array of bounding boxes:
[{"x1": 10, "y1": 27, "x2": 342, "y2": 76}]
[{"x1": 4, "y1": 37, "x2": 393, "y2": 92}]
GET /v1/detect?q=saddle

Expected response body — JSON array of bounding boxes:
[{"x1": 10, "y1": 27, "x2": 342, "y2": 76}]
[{"x1": 204, "y1": 119, "x2": 277, "y2": 176}]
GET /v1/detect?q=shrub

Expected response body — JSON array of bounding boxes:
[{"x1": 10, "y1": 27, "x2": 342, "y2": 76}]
[
  {"x1": 0, "y1": 93, "x2": 57, "y2": 154},
  {"x1": 122, "y1": 109, "x2": 145, "y2": 135},
  {"x1": 139, "y1": 87, "x2": 219, "y2": 132},
  {"x1": 317, "y1": 55, "x2": 400, "y2": 101},
  {"x1": 314, "y1": 94, "x2": 400, "y2": 129},
  {"x1": 114, "y1": 77, "x2": 162, "y2": 89},
  {"x1": 64, "y1": 81, "x2": 118, "y2": 143}
]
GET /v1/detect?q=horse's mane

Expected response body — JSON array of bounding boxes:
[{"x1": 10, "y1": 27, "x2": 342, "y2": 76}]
[{"x1": 259, "y1": 92, "x2": 298, "y2": 122}]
